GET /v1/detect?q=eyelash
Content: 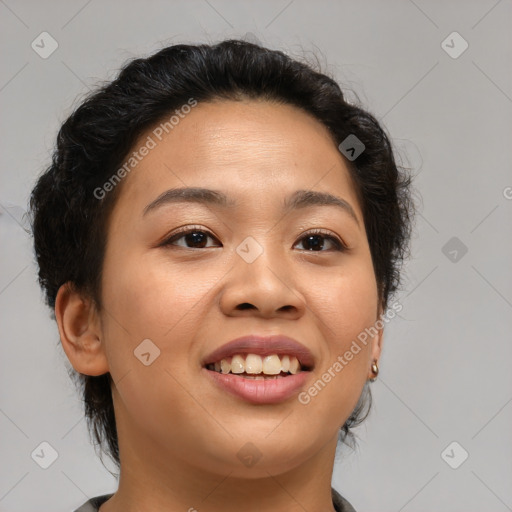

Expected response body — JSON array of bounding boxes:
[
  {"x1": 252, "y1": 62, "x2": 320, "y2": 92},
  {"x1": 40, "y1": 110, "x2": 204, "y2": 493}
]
[{"x1": 161, "y1": 225, "x2": 348, "y2": 252}]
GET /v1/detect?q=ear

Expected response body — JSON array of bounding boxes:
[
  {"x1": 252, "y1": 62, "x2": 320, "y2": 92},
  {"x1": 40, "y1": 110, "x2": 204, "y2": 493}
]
[{"x1": 55, "y1": 282, "x2": 109, "y2": 376}]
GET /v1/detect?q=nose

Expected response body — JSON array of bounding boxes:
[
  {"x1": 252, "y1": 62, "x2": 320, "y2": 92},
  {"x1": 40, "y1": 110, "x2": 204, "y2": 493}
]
[{"x1": 219, "y1": 243, "x2": 306, "y2": 319}]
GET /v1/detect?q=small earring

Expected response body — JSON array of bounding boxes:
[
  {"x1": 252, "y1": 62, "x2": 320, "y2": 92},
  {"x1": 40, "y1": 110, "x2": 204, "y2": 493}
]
[{"x1": 369, "y1": 360, "x2": 379, "y2": 382}]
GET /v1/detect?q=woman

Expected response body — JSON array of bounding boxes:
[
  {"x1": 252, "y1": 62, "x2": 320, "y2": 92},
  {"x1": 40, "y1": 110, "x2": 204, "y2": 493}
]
[{"x1": 29, "y1": 39, "x2": 415, "y2": 512}]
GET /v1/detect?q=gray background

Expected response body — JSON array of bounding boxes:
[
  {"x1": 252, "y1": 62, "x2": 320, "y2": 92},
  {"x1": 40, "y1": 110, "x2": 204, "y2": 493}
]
[{"x1": 1, "y1": 1, "x2": 511, "y2": 511}]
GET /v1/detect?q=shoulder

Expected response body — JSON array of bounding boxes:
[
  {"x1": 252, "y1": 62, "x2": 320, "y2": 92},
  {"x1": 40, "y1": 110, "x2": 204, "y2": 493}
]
[
  {"x1": 72, "y1": 493, "x2": 114, "y2": 512},
  {"x1": 332, "y1": 487, "x2": 357, "y2": 512},
  {"x1": 73, "y1": 490, "x2": 354, "y2": 512}
]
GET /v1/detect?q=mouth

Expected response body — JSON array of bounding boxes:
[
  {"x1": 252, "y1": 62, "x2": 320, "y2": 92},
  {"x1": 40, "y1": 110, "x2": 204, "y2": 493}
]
[{"x1": 201, "y1": 335, "x2": 315, "y2": 403}]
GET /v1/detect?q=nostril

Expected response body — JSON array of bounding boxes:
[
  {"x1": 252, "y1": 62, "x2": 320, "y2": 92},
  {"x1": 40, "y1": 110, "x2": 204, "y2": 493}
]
[{"x1": 236, "y1": 303, "x2": 254, "y2": 310}]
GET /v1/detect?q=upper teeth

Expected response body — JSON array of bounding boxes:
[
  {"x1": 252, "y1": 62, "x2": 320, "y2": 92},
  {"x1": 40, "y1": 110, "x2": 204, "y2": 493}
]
[{"x1": 209, "y1": 354, "x2": 302, "y2": 375}]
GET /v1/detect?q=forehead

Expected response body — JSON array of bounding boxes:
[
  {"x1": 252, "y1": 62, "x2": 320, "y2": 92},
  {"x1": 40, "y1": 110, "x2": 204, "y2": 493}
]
[{"x1": 113, "y1": 99, "x2": 362, "y2": 220}]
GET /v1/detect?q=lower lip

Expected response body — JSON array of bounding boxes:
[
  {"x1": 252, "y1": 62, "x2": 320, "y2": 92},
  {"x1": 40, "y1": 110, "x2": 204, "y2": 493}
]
[{"x1": 202, "y1": 368, "x2": 311, "y2": 404}]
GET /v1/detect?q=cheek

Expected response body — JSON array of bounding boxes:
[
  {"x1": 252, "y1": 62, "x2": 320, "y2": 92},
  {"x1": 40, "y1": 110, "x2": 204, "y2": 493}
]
[
  {"x1": 100, "y1": 250, "x2": 227, "y2": 411},
  {"x1": 102, "y1": 250, "x2": 217, "y2": 341},
  {"x1": 313, "y1": 253, "x2": 379, "y2": 354},
  {"x1": 297, "y1": 256, "x2": 377, "y2": 422},
  {"x1": 100, "y1": 254, "x2": 214, "y2": 446}
]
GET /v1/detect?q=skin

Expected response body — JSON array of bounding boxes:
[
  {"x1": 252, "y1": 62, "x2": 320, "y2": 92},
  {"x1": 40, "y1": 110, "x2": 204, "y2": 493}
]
[{"x1": 56, "y1": 99, "x2": 383, "y2": 512}]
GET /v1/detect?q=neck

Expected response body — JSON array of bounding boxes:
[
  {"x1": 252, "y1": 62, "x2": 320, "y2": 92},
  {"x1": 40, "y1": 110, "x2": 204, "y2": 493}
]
[{"x1": 100, "y1": 406, "x2": 340, "y2": 512}]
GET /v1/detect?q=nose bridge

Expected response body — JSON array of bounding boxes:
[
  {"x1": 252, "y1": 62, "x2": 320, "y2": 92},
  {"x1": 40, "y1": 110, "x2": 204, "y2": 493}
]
[
  {"x1": 221, "y1": 232, "x2": 305, "y2": 317},
  {"x1": 235, "y1": 229, "x2": 292, "y2": 282},
  {"x1": 236, "y1": 230, "x2": 277, "y2": 265}
]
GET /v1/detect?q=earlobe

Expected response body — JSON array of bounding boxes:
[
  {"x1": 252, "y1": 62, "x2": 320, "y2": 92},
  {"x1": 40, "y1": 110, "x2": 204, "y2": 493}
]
[{"x1": 55, "y1": 282, "x2": 109, "y2": 376}]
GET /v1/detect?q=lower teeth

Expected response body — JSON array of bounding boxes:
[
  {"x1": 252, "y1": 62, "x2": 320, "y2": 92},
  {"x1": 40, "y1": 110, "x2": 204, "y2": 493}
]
[
  {"x1": 242, "y1": 374, "x2": 285, "y2": 380},
  {"x1": 214, "y1": 370, "x2": 290, "y2": 379}
]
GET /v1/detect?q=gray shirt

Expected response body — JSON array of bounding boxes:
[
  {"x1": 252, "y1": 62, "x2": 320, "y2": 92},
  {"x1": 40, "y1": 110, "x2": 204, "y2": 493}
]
[{"x1": 73, "y1": 487, "x2": 357, "y2": 512}]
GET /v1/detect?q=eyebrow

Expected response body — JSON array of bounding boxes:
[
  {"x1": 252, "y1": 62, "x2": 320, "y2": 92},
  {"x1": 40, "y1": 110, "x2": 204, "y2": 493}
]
[{"x1": 142, "y1": 186, "x2": 360, "y2": 226}]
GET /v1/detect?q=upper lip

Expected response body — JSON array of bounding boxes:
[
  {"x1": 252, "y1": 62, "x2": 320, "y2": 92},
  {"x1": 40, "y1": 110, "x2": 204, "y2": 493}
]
[{"x1": 202, "y1": 334, "x2": 315, "y2": 370}]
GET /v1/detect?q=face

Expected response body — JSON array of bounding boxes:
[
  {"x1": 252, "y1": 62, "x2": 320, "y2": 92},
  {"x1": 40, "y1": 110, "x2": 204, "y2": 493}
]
[{"x1": 89, "y1": 99, "x2": 382, "y2": 478}]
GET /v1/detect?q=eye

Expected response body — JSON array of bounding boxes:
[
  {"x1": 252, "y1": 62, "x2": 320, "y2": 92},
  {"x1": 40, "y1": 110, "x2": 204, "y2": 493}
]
[
  {"x1": 161, "y1": 226, "x2": 347, "y2": 252},
  {"x1": 161, "y1": 226, "x2": 220, "y2": 249},
  {"x1": 293, "y1": 229, "x2": 347, "y2": 252}
]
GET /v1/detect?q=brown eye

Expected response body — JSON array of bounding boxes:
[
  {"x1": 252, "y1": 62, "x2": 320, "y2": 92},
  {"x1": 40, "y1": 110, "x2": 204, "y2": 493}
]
[
  {"x1": 162, "y1": 227, "x2": 220, "y2": 249},
  {"x1": 294, "y1": 230, "x2": 346, "y2": 252}
]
